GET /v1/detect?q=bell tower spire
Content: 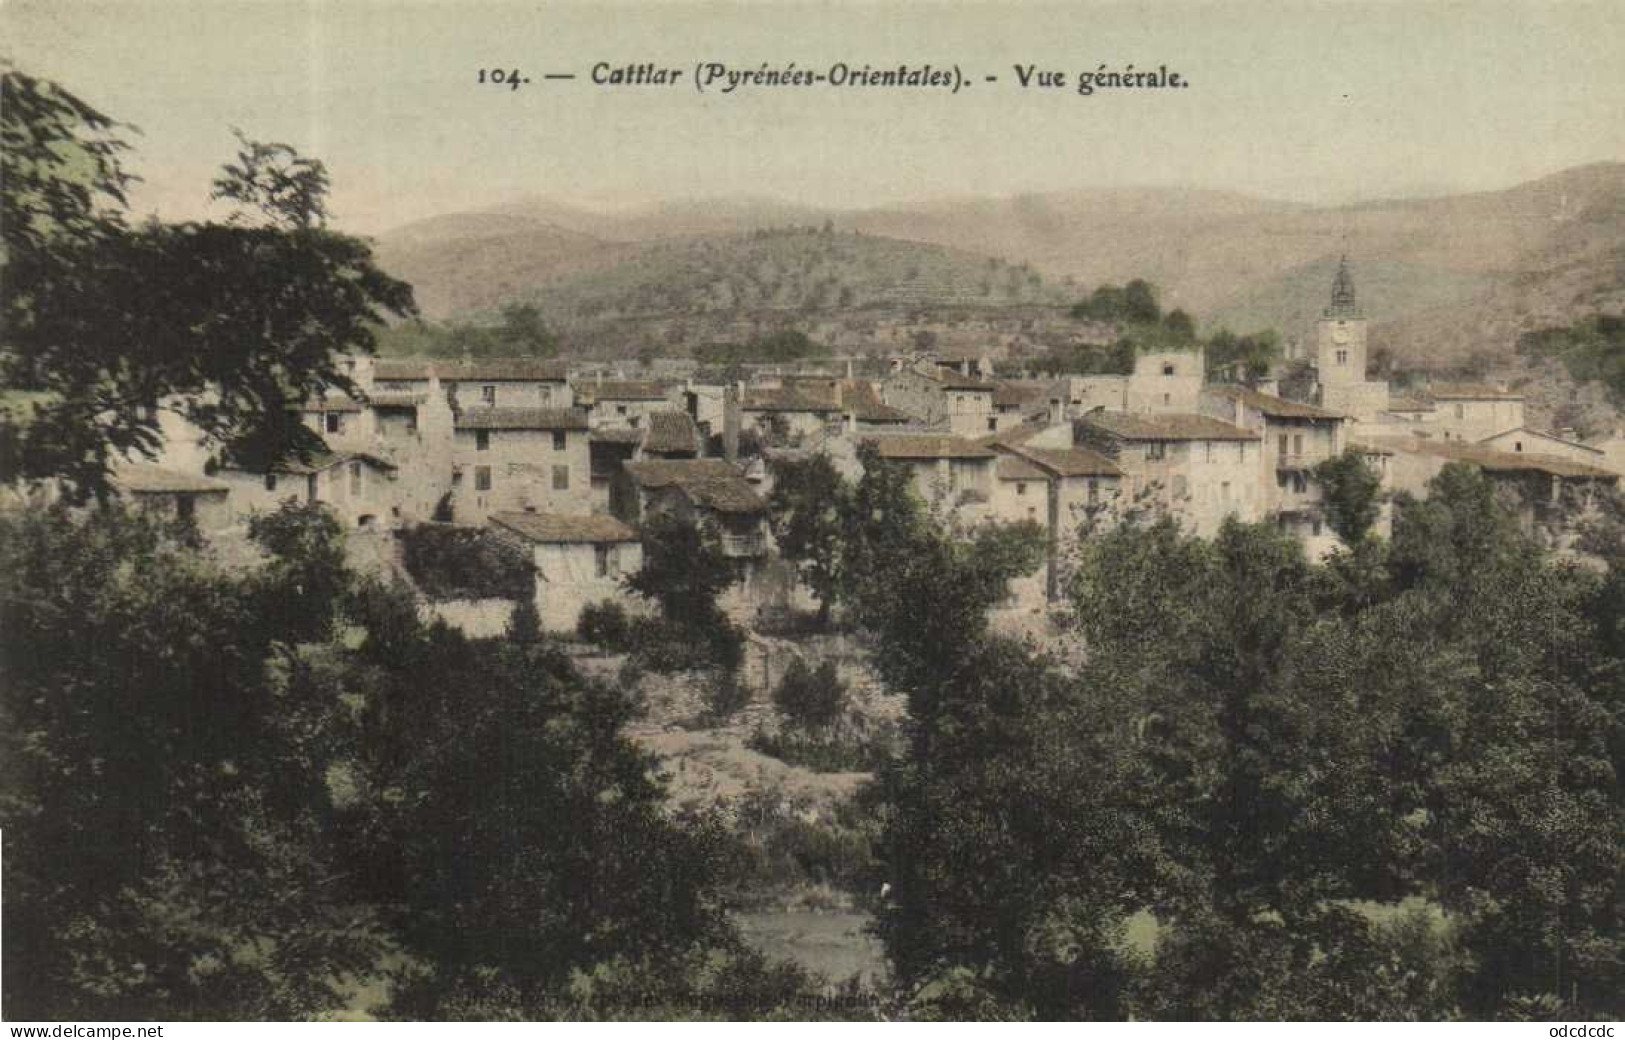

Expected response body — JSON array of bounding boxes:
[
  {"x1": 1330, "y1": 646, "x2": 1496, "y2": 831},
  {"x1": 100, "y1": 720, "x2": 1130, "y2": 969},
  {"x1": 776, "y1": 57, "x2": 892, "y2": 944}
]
[{"x1": 1326, "y1": 254, "x2": 1359, "y2": 318}]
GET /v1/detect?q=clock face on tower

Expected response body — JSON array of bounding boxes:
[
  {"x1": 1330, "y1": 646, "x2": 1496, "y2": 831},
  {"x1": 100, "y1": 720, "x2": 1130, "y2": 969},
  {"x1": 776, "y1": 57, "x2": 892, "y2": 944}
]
[{"x1": 1332, "y1": 326, "x2": 1351, "y2": 345}]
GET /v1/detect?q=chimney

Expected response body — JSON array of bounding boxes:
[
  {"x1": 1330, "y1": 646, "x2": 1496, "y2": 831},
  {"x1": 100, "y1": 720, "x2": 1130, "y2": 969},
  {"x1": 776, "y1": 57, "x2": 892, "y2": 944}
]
[
  {"x1": 845, "y1": 410, "x2": 857, "y2": 436},
  {"x1": 723, "y1": 383, "x2": 741, "y2": 464},
  {"x1": 845, "y1": 357, "x2": 854, "y2": 380},
  {"x1": 1049, "y1": 397, "x2": 1063, "y2": 426}
]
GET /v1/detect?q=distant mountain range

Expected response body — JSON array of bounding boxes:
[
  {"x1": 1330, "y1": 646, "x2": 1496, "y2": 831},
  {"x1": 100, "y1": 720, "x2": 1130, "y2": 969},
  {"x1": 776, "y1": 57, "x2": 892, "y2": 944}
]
[{"x1": 374, "y1": 163, "x2": 1625, "y2": 368}]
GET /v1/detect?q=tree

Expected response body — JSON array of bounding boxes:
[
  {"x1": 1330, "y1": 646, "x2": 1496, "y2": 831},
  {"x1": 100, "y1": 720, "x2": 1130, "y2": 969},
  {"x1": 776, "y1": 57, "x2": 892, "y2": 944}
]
[
  {"x1": 1313, "y1": 449, "x2": 1384, "y2": 544},
  {"x1": 0, "y1": 70, "x2": 415, "y2": 500},
  {"x1": 773, "y1": 658, "x2": 847, "y2": 731},
  {"x1": 625, "y1": 511, "x2": 745, "y2": 672},
  {"x1": 766, "y1": 453, "x2": 850, "y2": 624},
  {"x1": 496, "y1": 302, "x2": 559, "y2": 358},
  {"x1": 0, "y1": 505, "x2": 378, "y2": 1019}
]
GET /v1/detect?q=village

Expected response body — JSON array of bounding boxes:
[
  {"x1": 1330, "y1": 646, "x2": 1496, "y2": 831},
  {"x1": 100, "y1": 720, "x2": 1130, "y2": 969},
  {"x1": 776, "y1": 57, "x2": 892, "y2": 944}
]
[{"x1": 70, "y1": 258, "x2": 1624, "y2": 641}]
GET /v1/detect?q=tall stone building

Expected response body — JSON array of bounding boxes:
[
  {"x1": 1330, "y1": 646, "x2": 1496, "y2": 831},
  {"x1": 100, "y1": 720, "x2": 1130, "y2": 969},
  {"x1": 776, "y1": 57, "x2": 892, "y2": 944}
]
[{"x1": 1314, "y1": 257, "x2": 1389, "y2": 422}]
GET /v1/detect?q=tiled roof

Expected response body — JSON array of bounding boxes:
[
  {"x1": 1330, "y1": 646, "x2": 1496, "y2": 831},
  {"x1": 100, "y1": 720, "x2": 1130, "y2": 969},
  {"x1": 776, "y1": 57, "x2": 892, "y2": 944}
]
[
  {"x1": 1081, "y1": 412, "x2": 1259, "y2": 442},
  {"x1": 1479, "y1": 426, "x2": 1603, "y2": 455},
  {"x1": 112, "y1": 465, "x2": 229, "y2": 494},
  {"x1": 1011, "y1": 446, "x2": 1123, "y2": 478},
  {"x1": 451, "y1": 357, "x2": 569, "y2": 381},
  {"x1": 366, "y1": 391, "x2": 426, "y2": 408},
  {"x1": 1206, "y1": 384, "x2": 1345, "y2": 421},
  {"x1": 491, "y1": 511, "x2": 640, "y2": 545},
  {"x1": 867, "y1": 434, "x2": 997, "y2": 460},
  {"x1": 373, "y1": 358, "x2": 436, "y2": 380},
  {"x1": 372, "y1": 357, "x2": 569, "y2": 382},
  {"x1": 1425, "y1": 382, "x2": 1524, "y2": 401},
  {"x1": 576, "y1": 380, "x2": 671, "y2": 403},
  {"x1": 455, "y1": 407, "x2": 589, "y2": 431},
  {"x1": 589, "y1": 427, "x2": 645, "y2": 446},
  {"x1": 742, "y1": 386, "x2": 842, "y2": 413},
  {"x1": 992, "y1": 382, "x2": 1046, "y2": 409},
  {"x1": 622, "y1": 459, "x2": 766, "y2": 514},
  {"x1": 996, "y1": 455, "x2": 1048, "y2": 482},
  {"x1": 927, "y1": 366, "x2": 995, "y2": 391},
  {"x1": 301, "y1": 394, "x2": 364, "y2": 413},
  {"x1": 225, "y1": 450, "x2": 396, "y2": 476},
  {"x1": 1364, "y1": 435, "x2": 1617, "y2": 480},
  {"x1": 643, "y1": 411, "x2": 702, "y2": 454}
]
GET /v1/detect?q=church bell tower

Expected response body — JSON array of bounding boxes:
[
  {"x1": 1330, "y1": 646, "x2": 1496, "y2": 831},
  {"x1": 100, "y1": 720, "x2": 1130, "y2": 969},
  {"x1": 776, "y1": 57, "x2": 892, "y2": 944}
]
[{"x1": 1316, "y1": 255, "x2": 1367, "y2": 389}]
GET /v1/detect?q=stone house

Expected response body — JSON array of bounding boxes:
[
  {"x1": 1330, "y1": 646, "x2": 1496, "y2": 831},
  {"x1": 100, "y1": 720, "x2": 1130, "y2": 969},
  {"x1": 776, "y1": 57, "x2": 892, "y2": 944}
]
[
  {"x1": 488, "y1": 511, "x2": 646, "y2": 634},
  {"x1": 111, "y1": 464, "x2": 233, "y2": 532},
  {"x1": 450, "y1": 407, "x2": 591, "y2": 524},
  {"x1": 1418, "y1": 383, "x2": 1526, "y2": 442},
  {"x1": 863, "y1": 433, "x2": 1000, "y2": 523},
  {"x1": 612, "y1": 458, "x2": 771, "y2": 561},
  {"x1": 1125, "y1": 347, "x2": 1206, "y2": 414},
  {"x1": 575, "y1": 380, "x2": 677, "y2": 430},
  {"x1": 1200, "y1": 384, "x2": 1348, "y2": 546},
  {"x1": 1477, "y1": 426, "x2": 1603, "y2": 466},
  {"x1": 369, "y1": 356, "x2": 573, "y2": 412},
  {"x1": 883, "y1": 364, "x2": 997, "y2": 436},
  {"x1": 1363, "y1": 435, "x2": 1617, "y2": 531},
  {"x1": 741, "y1": 384, "x2": 844, "y2": 445},
  {"x1": 216, "y1": 450, "x2": 401, "y2": 529},
  {"x1": 1076, "y1": 412, "x2": 1263, "y2": 536}
]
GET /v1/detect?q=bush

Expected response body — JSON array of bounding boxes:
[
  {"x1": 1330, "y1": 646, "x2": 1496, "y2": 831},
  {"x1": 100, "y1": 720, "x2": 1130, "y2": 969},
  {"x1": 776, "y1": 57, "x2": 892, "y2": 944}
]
[
  {"x1": 747, "y1": 723, "x2": 899, "y2": 774},
  {"x1": 773, "y1": 659, "x2": 846, "y2": 731},
  {"x1": 578, "y1": 599, "x2": 632, "y2": 651},
  {"x1": 401, "y1": 523, "x2": 533, "y2": 601}
]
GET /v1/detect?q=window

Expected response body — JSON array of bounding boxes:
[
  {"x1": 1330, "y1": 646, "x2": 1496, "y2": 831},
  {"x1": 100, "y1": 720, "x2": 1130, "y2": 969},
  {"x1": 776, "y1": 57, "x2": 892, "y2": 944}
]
[
  {"x1": 552, "y1": 465, "x2": 569, "y2": 491},
  {"x1": 616, "y1": 404, "x2": 628, "y2": 416},
  {"x1": 1017, "y1": 482, "x2": 1027, "y2": 496},
  {"x1": 482, "y1": 385, "x2": 496, "y2": 405},
  {"x1": 176, "y1": 495, "x2": 195, "y2": 522},
  {"x1": 1162, "y1": 363, "x2": 1175, "y2": 377},
  {"x1": 475, "y1": 466, "x2": 492, "y2": 491},
  {"x1": 349, "y1": 461, "x2": 361, "y2": 497},
  {"x1": 325, "y1": 412, "x2": 342, "y2": 434},
  {"x1": 1293, "y1": 433, "x2": 1304, "y2": 456},
  {"x1": 476, "y1": 429, "x2": 490, "y2": 451},
  {"x1": 987, "y1": 417, "x2": 997, "y2": 432},
  {"x1": 1221, "y1": 481, "x2": 1232, "y2": 502},
  {"x1": 1162, "y1": 393, "x2": 1171, "y2": 406},
  {"x1": 1088, "y1": 478, "x2": 1100, "y2": 506},
  {"x1": 1278, "y1": 434, "x2": 1288, "y2": 456},
  {"x1": 1028, "y1": 506, "x2": 1038, "y2": 520},
  {"x1": 1205, "y1": 442, "x2": 1213, "y2": 463},
  {"x1": 1515, "y1": 440, "x2": 1523, "y2": 452},
  {"x1": 306, "y1": 474, "x2": 318, "y2": 502},
  {"x1": 1236, "y1": 443, "x2": 1246, "y2": 462},
  {"x1": 553, "y1": 430, "x2": 567, "y2": 451},
  {"x1": 595, "y1": 544, "x2": 617, "y2": 577},
  {"x1": 1336, "y1": 350, "x2": 1349, "y2": 365},
  {"x1": 1147, "y1": 442, "x2": 1166, "y2": 461},
  {"x1": 264, "y1": 473, "x2": 278, "y2": 492},
  {"x1": 452, "y1": 468, "x2": 463, "y2": 487},
  {"x1": 1455, "y1": 403, "x2": 1465, "y2": 419},
  {"x1": 1277, "y1": 472, "x2": 1289, "y2": 489}
]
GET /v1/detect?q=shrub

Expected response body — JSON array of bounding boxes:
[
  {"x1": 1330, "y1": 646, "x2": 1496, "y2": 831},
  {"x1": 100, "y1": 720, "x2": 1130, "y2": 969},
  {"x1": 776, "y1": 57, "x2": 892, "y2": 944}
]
[
  {"x1": 773, "y1": 658, "x2": 846, "y2": 731},
  {"x1": 578, "y1": 599, "x2": 632, "y2": 651},
  {"x1": 400, "y1": 523, "x2": 533, "y2": 601}
]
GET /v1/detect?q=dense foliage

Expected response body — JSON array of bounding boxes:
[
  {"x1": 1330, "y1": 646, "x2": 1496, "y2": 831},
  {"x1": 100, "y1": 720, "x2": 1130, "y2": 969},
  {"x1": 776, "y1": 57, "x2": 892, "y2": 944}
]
[
  {"x1": 400, "y1": 522, "x2": 535, "y2": 601},
  {"x1": 1517, "y1": 314, "x2": 1625, "y2": 402},
  {"x1": 858, "y1": 462, "x2": 1625, "y2": 1019},
  {"x1": 0, "y1": 502, "x2": 816, "y2": 1019},
  {"x1": 0, "y1": 71, "x2": 415, "y2": 499}
]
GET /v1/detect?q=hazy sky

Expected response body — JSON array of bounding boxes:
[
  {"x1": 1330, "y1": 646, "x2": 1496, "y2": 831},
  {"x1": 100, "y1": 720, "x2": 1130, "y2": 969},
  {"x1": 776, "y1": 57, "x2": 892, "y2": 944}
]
[{"x1": 8, "y1": 1, "x2": 1625, "y2": 234}]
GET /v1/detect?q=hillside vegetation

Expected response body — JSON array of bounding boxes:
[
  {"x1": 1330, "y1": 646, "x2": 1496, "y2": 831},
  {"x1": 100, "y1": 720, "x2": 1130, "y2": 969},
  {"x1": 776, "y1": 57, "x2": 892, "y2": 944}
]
[{"x1": 378, "y1": 165, "x2": 1625, "y2": 371}]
